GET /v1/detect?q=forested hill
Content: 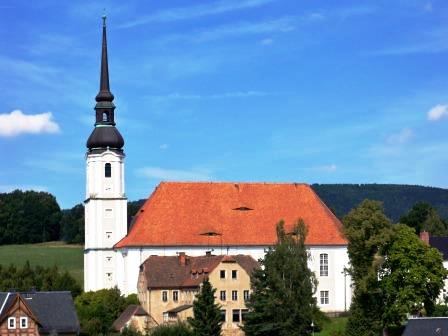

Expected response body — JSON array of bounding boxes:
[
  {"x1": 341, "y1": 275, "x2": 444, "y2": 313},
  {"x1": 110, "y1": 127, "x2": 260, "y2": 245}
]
[{"x1": 312, "y1": 184, "x2": 448, "y2": 221}]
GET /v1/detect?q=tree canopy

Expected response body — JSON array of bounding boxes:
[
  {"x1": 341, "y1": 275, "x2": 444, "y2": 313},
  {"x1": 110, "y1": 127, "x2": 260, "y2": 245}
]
[
  {"x1": 399, "y1": 201, "x2": 448, "y2": 236},
  {"x1": 243, "y1": 219, "x2": 319, "y2": 336},
  {"x1": 188, "y1": 278, "x2": 222, "y2": 336}
]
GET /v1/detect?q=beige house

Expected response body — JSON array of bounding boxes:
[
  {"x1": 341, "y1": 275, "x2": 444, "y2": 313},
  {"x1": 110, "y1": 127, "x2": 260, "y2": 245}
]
[{"x1": 137, "y1": 253, "x2": 259, "y2": 336}]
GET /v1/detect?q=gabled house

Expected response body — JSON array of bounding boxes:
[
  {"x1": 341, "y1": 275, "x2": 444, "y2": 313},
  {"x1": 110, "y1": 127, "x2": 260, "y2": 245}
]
[
  {"x1": 0, "y1": 291, "x2": 80, "y2": 335},
  {"x1": 137, "y1": 253, "x2": 259, "y2": 336},
  {"x1": 111, "y1": 304, "x2": 157, "y2": 333}
]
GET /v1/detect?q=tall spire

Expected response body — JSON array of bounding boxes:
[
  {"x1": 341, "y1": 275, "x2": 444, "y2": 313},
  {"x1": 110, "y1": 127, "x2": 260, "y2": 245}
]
[
  {"x1": 86, "y1": 15, "x2": 124, "y2": 151},
  {"x1": 95, "y1": 14, "x2": 114, "y2": 103}
]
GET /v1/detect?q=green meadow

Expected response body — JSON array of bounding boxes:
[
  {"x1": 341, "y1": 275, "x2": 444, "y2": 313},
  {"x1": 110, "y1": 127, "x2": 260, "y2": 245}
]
[{"x1": 0, "y1": 241, "x2": 84, "y2": 286}]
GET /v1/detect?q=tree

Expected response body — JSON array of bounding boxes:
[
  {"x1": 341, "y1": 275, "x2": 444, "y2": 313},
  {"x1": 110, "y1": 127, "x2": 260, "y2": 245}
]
[
  {"x1": 343, "y1": 200, "x2": 393, "y2": 336},
  {"x1": 75, "y1": 287, "x2": 139, "y2": 335},
  {"x1": 188, "y1": 278, "x2": 222, "y2": 336},
  {"x1": 399, "y1": 202, "x2": 448, "y2": 236},
  {"x1": 379, "y1": 224, "x2": 447, "y2": 325},
  {"x1": 243, "y1": 219, "x2": 318, "y2": 336},
  {"x1": 150, "y1": 322, "x2": 192, "y2": 336},
  {"x1": 60, "y1": 204, "x2": 84, "y2": 243}
]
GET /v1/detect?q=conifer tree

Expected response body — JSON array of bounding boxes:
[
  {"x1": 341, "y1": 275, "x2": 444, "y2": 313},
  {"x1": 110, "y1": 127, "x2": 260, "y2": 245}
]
[
  {"x1": 188, "y1": 278, "x2": 222, "y2": 336},
  {"x1": 243, "y1": 219, "x2": 318, "y2": 336}
]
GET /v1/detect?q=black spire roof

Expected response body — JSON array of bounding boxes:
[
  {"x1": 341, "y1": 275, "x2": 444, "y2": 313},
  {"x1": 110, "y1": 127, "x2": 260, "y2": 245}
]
[{"x1": 87, "y1": 15, "x2": 124, "y2": 151}]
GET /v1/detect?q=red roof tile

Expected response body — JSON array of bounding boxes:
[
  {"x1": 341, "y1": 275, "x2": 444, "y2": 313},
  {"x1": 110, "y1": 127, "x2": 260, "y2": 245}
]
[{"x1": 115, "y1": 182, "x2": 346, "y2": 248}]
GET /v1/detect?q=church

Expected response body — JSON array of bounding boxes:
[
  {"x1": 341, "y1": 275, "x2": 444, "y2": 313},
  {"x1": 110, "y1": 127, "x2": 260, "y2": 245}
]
[{"x1": 84, "y1": 17, "x2": 352, "y2": 313}]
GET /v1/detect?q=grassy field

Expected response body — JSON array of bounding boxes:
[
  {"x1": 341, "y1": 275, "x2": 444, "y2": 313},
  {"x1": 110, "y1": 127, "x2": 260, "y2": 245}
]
[
  {"x1": 316, "y1": 316, "x2": 348, "y2": 336},
  {"x1": 0, "y1": 241, "x2": 84, "y2": 286}
]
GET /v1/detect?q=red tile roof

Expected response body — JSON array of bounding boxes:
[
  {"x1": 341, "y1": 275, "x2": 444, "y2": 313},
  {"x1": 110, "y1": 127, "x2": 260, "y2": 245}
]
[
  {"x1": 115, "y1": 182, "x2": 346, "y2": 248},
  {"x1": 141, "y1": 254, "x2": 259, "y2": 289}
]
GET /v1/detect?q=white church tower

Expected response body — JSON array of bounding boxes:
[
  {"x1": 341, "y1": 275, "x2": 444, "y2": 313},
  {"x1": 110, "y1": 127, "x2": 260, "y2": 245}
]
[{"x1": 84, "y1": 16, "x2": 127, "y2": 292}]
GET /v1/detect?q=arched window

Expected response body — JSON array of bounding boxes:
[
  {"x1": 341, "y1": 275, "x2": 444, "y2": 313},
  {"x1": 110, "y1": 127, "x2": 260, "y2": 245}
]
[
  {"x1": 320, "y1": 253, "x2": 328, "y2": 276},
  {"x1": 105, "y1": 163, "x2": 111, "y2": 178},
  {"x1": 103, "y1": 112, "x2": 109, "y2": 122}
]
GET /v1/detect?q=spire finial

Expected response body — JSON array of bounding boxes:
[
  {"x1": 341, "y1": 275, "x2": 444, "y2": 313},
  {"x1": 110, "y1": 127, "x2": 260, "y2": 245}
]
[
  {"x1": 102, "y1": 10, "x2": 106, "y2": 27},
  {"x1": 95, "y1": 13, "x2": 114, "y2": 104}
]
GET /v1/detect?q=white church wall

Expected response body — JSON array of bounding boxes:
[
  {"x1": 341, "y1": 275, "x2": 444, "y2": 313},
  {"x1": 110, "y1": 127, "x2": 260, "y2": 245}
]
[{"x1": 116, "y1": 245, "x2": 351, "y2": 313}]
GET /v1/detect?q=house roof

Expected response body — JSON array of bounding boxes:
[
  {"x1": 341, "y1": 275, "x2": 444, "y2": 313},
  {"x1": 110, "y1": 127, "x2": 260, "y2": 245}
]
[
  {"x1": 115, "y1": 182, "x2": 346, "y2": 248},
  {"x1": 141, "y1": 254, "x2": 259, "y2": 289},
  {"x1": 112, "y1": 305, "x2": 149, "y2": 331},
  {"x1": 429, "y1": 237, "x2": 448, "y2": 260},
  {"x1": 403, "y1": 317, "x2": 448, "y2": 336},
  {"x1": 166, "y1": 305, "x2": 193, "y2": 314},
  {"x1": 0, "y1": 291, "x2": 80, "y2": 334}
]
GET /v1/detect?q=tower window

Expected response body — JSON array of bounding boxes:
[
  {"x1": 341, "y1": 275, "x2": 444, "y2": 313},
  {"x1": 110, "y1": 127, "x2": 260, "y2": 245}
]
[
  {"x1": 102, "y1": 112, "x2": 109, "y2": 122},
  {"x1": 105, "y1": 163, "x2": 111, "y2": 178}
]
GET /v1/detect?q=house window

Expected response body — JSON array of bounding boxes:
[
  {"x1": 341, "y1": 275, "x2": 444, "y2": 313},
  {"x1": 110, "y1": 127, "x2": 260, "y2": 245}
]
[
  {"x1": 320, "y1": 253, "x2": 328, "y2": 276},
  {"x1": 243, "y1": 290, "x2": 250, "y2": 301},
  {"x1": 232, "y1": 270, "x2": 237, "y2": 279},
  {"x1": 232, "y1": 309, "x2": 240, "y2": 322},
  {"x1": 8, "y1": 317, "x2": 15, "y2": 329},
  {"x1": 241, "y1": 309, "x2": 249, "y2": 322},
  {"x1": 20, "y1": 317, "x2": 28, "y2": 329},
  {"x1": 173, "y1": 290, "x2": 179, "y2": 302},
  {"x1": 220, "y1": 310, "x2": 226, "y2": 322},
  {"x1": 220, "y1": 270, "x2": 226, "y2": 279},
  {"x1": 320, "y1": 290, "x2": 329, "y2": 305},
  {"x1": 220, "y1": 290, "x2": 226, "y2": 301},
  {"x1": 232, "y1": 290, "x2": 238, "y2": 301},
  {"x1": 105, "y1": 163, "x2": 111, "y2": 178},
  {"x1": 162, "y1": 291, "x2": 168, "y2": 302}
]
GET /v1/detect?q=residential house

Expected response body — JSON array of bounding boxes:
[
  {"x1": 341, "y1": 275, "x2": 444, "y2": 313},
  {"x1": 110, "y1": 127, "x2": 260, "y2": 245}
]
[
  {"x1": 0, "y1": 291, "x2": 80, "y2": 336},
  {"x1": 111, "y1": 304, "x2": 157, "y2": 333},
  {"x1": 137, "y1": 253, "x2": 259, "y2": 336}
]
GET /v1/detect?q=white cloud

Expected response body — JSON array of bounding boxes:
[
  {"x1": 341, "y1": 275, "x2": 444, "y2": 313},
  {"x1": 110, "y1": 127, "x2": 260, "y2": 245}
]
[
  {"x1": 427, "y1": 104, "x2": 448, "y2": 121},
  {"x1": 0, "y1": 110, "x2": 60, "y2": 137},
  {"x1": 386, "y1": 128, "x2": 413, "y2": 145},
  {"x1": 119, "y1": 0, "x2": 274, "y2": 28},
  {"x1": 317, "y1": 164, "x2": 337, "y2": 173},
  {"x1": 260, "y1": 38, "x2": 274, "y2": 45},
  {"x1": 137, "y1": 167, "x2": 213, "y2": 181}
]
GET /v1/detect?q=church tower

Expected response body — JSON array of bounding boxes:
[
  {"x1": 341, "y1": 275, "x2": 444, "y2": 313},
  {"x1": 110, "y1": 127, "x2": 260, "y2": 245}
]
[{"x1": 84, "y1": 16, "x2": 127, "y2": 292}]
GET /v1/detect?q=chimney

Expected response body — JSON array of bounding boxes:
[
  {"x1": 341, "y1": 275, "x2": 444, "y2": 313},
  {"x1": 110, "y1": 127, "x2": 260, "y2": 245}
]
[
  {"x1": 420, "y1": 231, "x2": 429, "y2": 245},
  {"x1": 206, "y1": 251, "x2": 212, "y2": 257},
  {"x1": 178, "y1": 252, "x2": 186, "y2": 266}
]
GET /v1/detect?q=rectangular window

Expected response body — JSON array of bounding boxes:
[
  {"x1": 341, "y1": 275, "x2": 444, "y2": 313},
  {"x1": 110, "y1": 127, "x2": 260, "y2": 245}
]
[
  {"x1": 220, "y1": 270, "x2": 226, "y2": 279},
  {"x1": 232, "y1": 309, "x2": 240, "y2": 322},
  {"x1": 220, "y1": 310, "x2": 226, "y2": 322},
  {"x1": 241, "y1": 309, "x2": 249, "y2": 322},
  {"x1": 243, "y1": 290, "x2": 250, "y2": 301},
  {"x1": 232, "y1": 270, "x2": 237, "y2": 279},
  {"x1": 173, "y1": 290, "x2": 179, "y2": 302},
  {"x1": 20, "y1": 317, "x2": 28, "y2": 329},
  {"x1": 320, "y1": 253, "x2": 329, "y2": 277},
  {"x1": 105, "y1": 209, "x2": 113, "y2": 218},
  {"x1": 220, "y1": 290, "x2": 226, "y2": 301},
  {"x1": 162, "y1": 291, "x2": 168, "y2": 302},
  {"x1": 320, "y1": 290, "x2": 329, "y2": 305},
  {"x1": 8, "y1": 317, "x2": 15, "y2": 329},
  {"x1": 106, "y1": 232, "x2": 112, "y2": 240},
  {"x1": 232, "y1": 290, "x2": 238, "y2": 301}
]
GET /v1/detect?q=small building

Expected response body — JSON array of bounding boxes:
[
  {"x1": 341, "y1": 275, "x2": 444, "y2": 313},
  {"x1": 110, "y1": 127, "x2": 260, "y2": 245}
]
[
  {"x1": 0, "y1": 291, "x2": 80, "y2": 335},
  {"x1": 403, "y1": 317, "x2": 448, "y2": 336},
  {"x1": 111, "y1": 304, "x2": 157, "y2": 333},
  {"x1": 137, "y1": 253, "x2": 259, "y2": 336}
]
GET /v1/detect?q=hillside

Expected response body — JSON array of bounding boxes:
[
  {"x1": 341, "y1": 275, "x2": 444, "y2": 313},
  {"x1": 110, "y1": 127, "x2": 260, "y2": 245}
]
[{"x1": 312, "y1": 184, "x2": 448, "y2": 221}]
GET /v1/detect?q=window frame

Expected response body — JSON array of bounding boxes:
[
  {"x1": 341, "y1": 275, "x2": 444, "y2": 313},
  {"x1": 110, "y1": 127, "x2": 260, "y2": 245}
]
[
  {"x1": 105, "y1": 163, "x2": 112, "y2": 178},
  {"x1": 232, "y1": 290, "x2": 238, "y2": 301},
  {"x1": 162, "y1": 291, "x2": 168, "y2": 302},
  {"x1": 220, "y1": 270, "x2": 226, "y2": 279},
  {"x1": 231, "y1": 270, "x2": 237, "y2": 279},
  {"x1": 320, "y1": 290, "x2": 329, "y2": 305},
  {"x1": 320, "y1": 253, "x2": 329, "y2": 277},
  {"x1": 173, "y1": 290, "x2": 179, "y2": 302},
  {"x1": 220, "y1": 310, "x2": 226, "y2": 322},
  {"x1": 20, "y1": 317, "x2": 28, "y2": 329},
  {"x1": 8, "y1": 317, "x2": 16, "y2": 329},
  {"x1": 220, "y1": 290, "x2": 226, "y2": 301},
  {"x1": 232, "y1": 309, "x2": 240, "y2": 323},
  {"x1": 243, "y1": 290, "x2": 250, "y2": 301}
]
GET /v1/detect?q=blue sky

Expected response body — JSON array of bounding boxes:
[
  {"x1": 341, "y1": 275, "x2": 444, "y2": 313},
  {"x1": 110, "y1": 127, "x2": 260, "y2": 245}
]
[{"x1": 1, "y1": 0, "x2": 448, "y2": 208}]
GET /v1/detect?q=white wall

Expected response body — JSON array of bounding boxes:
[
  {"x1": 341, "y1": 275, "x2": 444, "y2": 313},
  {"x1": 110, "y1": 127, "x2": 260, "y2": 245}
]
[{"x1": 116, "y1": 245, "x2": 352, "y2": 313}]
